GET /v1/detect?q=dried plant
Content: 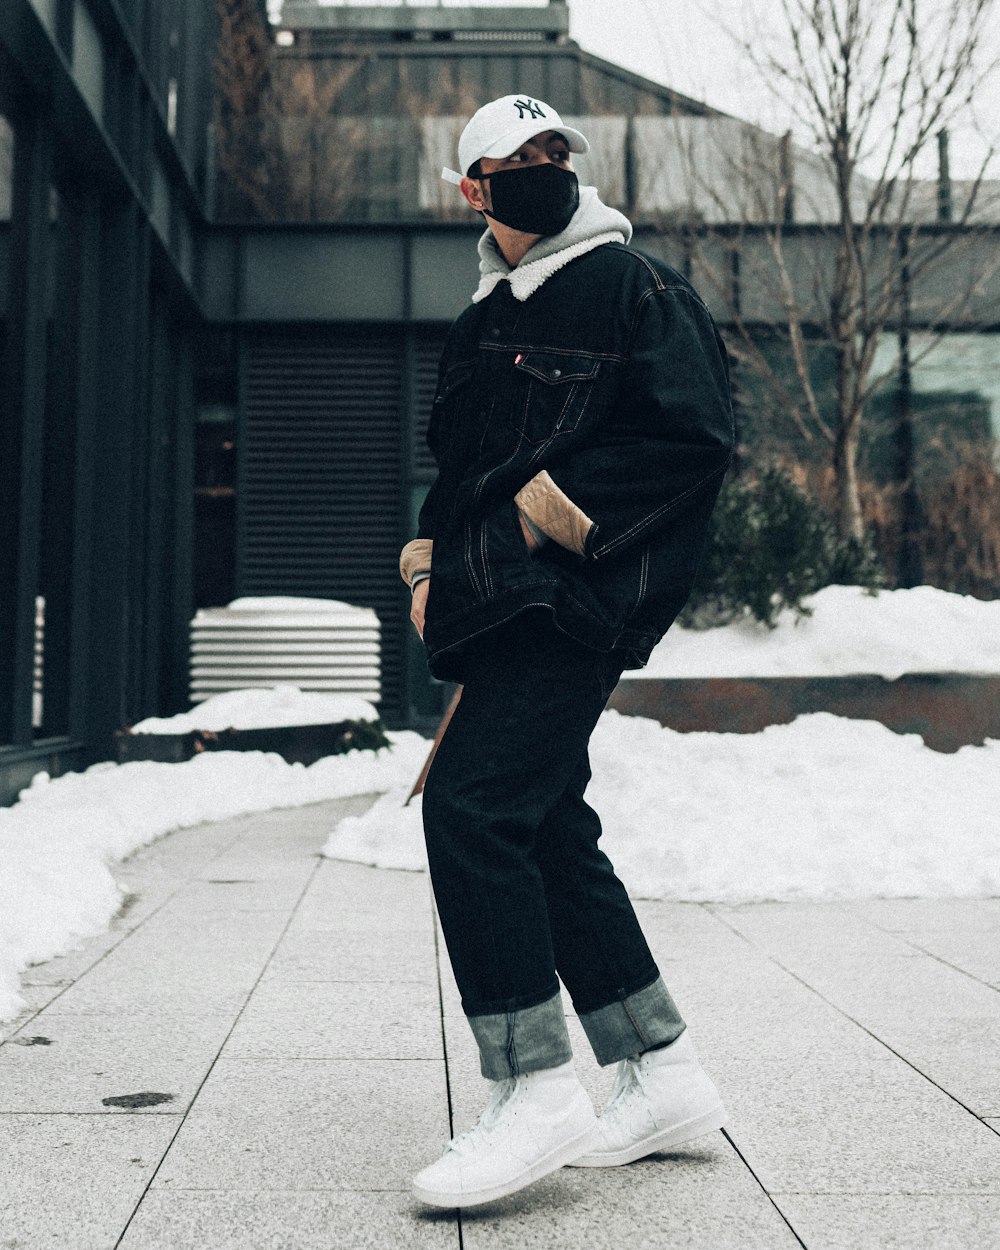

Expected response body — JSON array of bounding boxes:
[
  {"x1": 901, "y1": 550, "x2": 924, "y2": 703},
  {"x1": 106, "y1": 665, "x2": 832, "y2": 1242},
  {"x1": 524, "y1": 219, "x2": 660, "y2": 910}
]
[{"x1": 787, "y1": 444, "x2": 1000, "y2": 598}]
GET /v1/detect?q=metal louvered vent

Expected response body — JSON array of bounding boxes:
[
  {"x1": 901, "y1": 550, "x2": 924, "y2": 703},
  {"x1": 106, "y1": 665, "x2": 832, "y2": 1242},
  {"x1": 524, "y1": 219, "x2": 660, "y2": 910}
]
[
  {"x1": 411, "y1": 329, "x2": 449, "y2": 476},
  {"x1": 189, "y1": 599, "x2": 381, "y2": 704},
  {"x1": 240, "y1": 329, "x2": 405, "y2": 718}
]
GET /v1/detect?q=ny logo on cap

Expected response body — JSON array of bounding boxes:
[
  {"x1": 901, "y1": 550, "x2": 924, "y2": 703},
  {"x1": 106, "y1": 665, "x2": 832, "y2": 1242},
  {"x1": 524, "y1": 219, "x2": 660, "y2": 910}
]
[{"x1": 514, "y1": 98, "x2": 546, "y2": 121}]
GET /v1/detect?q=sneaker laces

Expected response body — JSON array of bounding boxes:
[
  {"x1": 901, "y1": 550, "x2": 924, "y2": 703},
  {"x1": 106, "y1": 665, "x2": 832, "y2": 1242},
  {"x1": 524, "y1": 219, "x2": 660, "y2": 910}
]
[
  {"x1": 601, "y1": 1058, "x2": 647, "y2": 1133},
  {"x1": 445, "y1": 1076, "x2": 519, "y2": 1157}
]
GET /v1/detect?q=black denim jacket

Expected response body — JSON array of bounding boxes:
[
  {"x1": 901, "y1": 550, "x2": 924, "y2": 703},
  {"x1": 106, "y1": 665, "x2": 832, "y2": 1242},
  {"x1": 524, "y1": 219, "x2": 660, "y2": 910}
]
[{"x1": 412, "y1": 242, "x2": 735, "y2": 681}]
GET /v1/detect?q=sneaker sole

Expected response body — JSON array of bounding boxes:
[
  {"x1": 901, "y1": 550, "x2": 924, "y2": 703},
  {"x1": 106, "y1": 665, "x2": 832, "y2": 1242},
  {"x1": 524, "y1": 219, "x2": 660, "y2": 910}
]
[
  {"x1": 568, "y1": 1103, "x2": 726, "y2": 1168},
  {"x1": 412, "y1": 1121, "x2": 599, "y2": 1208}
]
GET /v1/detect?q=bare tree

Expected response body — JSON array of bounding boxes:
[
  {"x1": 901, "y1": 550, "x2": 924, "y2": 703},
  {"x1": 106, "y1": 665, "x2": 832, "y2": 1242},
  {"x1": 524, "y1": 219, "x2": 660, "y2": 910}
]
[
  {"x1": 214, "y1": 0, "x2": 283, "y2": 218},
  {"x1": 668, "y1": 0, "x2": 1000, "y2": 542},
  {"x1": 214, "y1": 0, "x2": 377, "y2": 220}
]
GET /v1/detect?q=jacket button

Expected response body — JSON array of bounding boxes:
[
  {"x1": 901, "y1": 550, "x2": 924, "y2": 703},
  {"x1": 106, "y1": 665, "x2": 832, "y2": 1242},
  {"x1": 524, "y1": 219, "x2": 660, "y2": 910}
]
[
  {"x1": 490, "y1": 328, "x2": 500, "y2": 338},
  {"x1": 551, "y1": 368, "x2": 562, "y2": 379}
]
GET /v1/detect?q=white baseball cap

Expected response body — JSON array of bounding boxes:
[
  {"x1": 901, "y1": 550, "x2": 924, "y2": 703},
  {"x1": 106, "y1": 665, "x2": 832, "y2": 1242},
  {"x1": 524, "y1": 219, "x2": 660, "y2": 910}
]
[{"x1": 442, "y1": 94, "x2": 590, "y2": 185}]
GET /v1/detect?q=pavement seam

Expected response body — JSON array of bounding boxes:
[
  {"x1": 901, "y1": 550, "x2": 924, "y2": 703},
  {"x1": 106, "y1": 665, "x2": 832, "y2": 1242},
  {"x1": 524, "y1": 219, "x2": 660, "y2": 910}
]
[
  {"x1": 111, "y1": 833, "x2": 329, "y2": 1249},
  {"x1": 689, "y1": 905, "x2": 813, "y2": 1246},
  {"x1": 718, "y1": 1126, "x2": 811, "y2": 1248},
  {"x1": 848, "y1": 906, "x2": 1000, "y2": 997},
  {"x1": 429, "y1": 877, "x2": 465, "y2": 1249},
  {"x1": 704, "y1": 904, "x2": 1000, "y2": 1133}
]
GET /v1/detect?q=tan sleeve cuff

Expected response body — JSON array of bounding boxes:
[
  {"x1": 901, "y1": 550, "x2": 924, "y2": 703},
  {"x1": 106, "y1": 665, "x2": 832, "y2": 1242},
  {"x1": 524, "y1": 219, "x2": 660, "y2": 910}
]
[
  {"x1": 399, "y1": 538, "x2": 433, "y2": 587},
  {"x1": 514, "y1": 470, "x2": 594, "y2": 558}
]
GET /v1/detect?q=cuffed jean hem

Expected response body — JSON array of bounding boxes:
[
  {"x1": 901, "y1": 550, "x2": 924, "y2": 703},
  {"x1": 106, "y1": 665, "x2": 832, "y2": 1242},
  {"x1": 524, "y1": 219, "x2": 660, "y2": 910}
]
[
  {"x1": 467, "y1": 990, "x2": 573, "y2": 1080},
  {"x1": 577, "y1": 975, "x2": 686, "y2": 1067}
]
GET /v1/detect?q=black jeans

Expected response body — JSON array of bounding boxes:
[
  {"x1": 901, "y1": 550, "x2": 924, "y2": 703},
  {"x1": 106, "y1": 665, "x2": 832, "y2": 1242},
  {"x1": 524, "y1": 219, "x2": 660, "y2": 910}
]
[{"x1": 422, "y1": 608, "x2": 685, "y2": 1079}]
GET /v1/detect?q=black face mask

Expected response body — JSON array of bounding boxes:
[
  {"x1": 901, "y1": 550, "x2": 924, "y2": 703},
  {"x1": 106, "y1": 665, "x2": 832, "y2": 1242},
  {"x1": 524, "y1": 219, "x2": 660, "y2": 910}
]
[{"x1": 479, "y1": 163, "x2": 580, "y2": 236}]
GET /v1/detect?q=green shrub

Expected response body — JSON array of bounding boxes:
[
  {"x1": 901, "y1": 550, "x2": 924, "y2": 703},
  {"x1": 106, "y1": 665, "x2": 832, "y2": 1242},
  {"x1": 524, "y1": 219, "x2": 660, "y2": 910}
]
[{"x1": 679, "y1": 465, "x2": 884, "y2": 629}]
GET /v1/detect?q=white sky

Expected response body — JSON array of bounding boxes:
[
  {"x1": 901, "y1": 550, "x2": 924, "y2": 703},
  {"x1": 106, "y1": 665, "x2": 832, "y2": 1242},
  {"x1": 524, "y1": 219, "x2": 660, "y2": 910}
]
[
  {"x1": 280, "y1": 0, "x2": 1000, "y2": 179},
  {"x1": 565, "y1": 0, "x2": 999, "y2": 180}
]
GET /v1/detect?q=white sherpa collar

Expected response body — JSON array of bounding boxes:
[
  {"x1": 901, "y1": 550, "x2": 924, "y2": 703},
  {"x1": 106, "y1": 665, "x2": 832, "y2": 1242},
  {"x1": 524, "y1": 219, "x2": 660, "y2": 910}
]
[
  {"x1": 474, "y1": 232, "x2": 626, "y2": 303},
  {"x1": 472, "y1": 186, "x2": 633, "y2": 304}
]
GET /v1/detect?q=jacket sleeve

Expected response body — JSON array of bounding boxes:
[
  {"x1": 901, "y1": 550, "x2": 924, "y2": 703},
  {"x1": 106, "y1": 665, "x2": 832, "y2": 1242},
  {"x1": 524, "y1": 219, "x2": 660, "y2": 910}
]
[
  {"x1": 399, "y1": 469, "x2": 441, "y2": 587},
  {"x1": 515, "y1": 286, "x2": 734, "y2": 562},
  {"x1": 399, "y1": 357, "x2": 452, "y2": 586}
]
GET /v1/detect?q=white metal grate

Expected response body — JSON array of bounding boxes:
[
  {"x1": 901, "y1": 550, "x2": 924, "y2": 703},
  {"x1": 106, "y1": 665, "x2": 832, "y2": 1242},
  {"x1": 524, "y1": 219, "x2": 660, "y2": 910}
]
[{"x1": 189, "y1": 598, "x2": 381, "y2": 705}]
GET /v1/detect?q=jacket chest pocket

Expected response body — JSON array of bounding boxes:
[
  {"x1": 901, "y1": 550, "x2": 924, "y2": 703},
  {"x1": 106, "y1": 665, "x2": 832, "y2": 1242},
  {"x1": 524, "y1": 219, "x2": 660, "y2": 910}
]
[{"x1": 509, "y1": 352, "x2": 605, "y2": 447}]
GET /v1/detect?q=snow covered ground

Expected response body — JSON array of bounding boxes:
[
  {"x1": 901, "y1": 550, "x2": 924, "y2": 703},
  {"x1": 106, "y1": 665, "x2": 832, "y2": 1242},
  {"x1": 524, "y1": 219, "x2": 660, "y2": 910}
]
[
  {"x1": 130, "y1": 688, "x2": 380, "y2": 734},
  {"x1": 324, "y1": 711, "x2": 1000, "y2": 901},
  {"x1": 2, "y1": 587, "x2": 999, "y2": 1026},
  {"x1": 643, "y1": 585, "x2": 1000, "y2": 679}
]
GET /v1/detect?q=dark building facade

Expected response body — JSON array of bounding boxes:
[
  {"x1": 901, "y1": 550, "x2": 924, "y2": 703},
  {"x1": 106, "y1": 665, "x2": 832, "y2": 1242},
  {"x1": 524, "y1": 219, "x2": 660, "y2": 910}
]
[
  {"x1": 2, "y1": 0, "x2": 998, "y2": 805},
  {"x1": 1, "y1": 0, "x2": 218, "y2": 804}
]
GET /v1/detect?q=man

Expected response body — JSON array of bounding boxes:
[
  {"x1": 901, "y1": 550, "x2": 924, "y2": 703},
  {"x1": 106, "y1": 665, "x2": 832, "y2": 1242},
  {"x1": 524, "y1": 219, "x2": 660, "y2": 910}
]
[{"x1": 400, "y1": 94, "x2": 734, "y2": 1210}]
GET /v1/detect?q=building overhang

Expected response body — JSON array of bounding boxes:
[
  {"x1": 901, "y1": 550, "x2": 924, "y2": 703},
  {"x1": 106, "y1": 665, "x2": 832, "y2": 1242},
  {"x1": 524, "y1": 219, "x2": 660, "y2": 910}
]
[{"x1": 277, "y1": 2, "x2": 570, "y2": 42}]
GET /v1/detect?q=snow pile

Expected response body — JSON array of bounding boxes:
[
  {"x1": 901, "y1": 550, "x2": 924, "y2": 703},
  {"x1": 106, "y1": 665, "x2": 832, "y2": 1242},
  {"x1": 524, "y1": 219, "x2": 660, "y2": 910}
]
[
  {"x1": 0, "y1": 732, "x2": 428, "y2": 1023},
  {"x1": 130, "y1": 686, "x2": 380, "y2": 734},
  {"x1": 323, "y1": 711, "x2": 1000, "y2": 902},
  {"x1": 644, "y1": 585, "x2": 1000, "y2": 679},
  {"x1": 225, "y1": 596, "x2": 364, "y2": 613}
]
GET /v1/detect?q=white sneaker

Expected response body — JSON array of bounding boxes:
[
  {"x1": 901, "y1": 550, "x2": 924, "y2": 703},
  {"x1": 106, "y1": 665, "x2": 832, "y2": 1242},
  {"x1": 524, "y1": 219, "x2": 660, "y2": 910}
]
[
  {"x1": 412, "y1": 1060, "x2": 599, "y2": 1208},
  {"x1": 569, "y1": 1030, "x2": 725, "y2": 1168}
]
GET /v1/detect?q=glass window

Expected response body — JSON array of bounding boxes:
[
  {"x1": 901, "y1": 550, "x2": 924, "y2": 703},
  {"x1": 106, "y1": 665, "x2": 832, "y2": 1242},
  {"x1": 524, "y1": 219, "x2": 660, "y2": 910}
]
[
  {"x1": 867, "y1": 332, "x2": 1000, "y2": 483},
  {"x1": 0, "y1": 110, "x2": 15, "y2": 745},
  {"x1": 33, "y1": 179, "x2": 81, "y2": 737},
  {"x1": 0, "y1": 112, "x2": 12, "y2": 339},
  {"x1": 72, "y1": 0, "x2": 105, "y2": 123},
  {"x1": 193, "y1": 401, "x2": 237, "y2": 609}
]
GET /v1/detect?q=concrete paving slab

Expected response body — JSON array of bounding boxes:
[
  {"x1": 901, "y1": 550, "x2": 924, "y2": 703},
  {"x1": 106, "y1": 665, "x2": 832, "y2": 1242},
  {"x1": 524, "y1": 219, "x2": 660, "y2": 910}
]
[
  {"x1": 889, "y1": 930, "x2": 1000, "y2": 988},
  {"x1": 0, "y1": 1009, "x2": 236, "y2": 1113},
  {"x1": 846, "y1": 898, "x2": 1000, "y2": 933},
  {"x1": 785, "y1": 956, "x2": 1000, "y2": 1025},
  {"x1": 242, "y1": 795, "x2": 377, "y2": 834},
  {"x1": 101, "y1": 902, "x2": 290, "y2": 954},
  {"x1": 39, "y1": 928, "x2": 281, "y2": 1017},
  {"x1": 658, "y1": 962, "x2": 899, "y2": 1070},
  {"x1": 116, "y1": 829, "x2": 247, "y2": 893},
  {"x1": 291, "y1": 863, "x2": 434, "y2": 933},
  {"x1": 852, "y1": 1015, "x2": 1000, "y2": 1117},
  {"x1": 15, "y1": 927, "x2": 127, "y2": 988},
  {"x1": 454, "y1": 1156, "x2": 800, "y2": 1250},
  {"x1": 132, "y1": 876, "x2": 311, "y2": 914},
  {"x1": 708, "y1": 900, "x2": 932, "y2": 957},
  {"x1": 223, "y1": 979, "x2": 443, "y2": 1061},
  {"x1": 188, "y1": 832, "x2": 329, "y2": 876},
  {"x1": 304, "y1": 858, "x2": 431, "y2": 903},
  {"x1": 0, "y1": 999, "x2": 49, "y2": 1045},
  {"x1": 633, "y1": 899, "x2": 742, "y2": 931},
  {"x1": 119, "y1": 1189, "x2": 457, "y2": 1250},
  {"x1": 722, "y1": 1056, "x2": 1000, "y2": 1194},
  {"x1": 0, "y1": 1112, "x2": 180, "y2": 1250},
  {"x1": 151, "y1": 1057, "x2": 448, "y2": 1192},
  {"x1": 262, "y1": 927, "x2": 438, "y2": 984},
  {"x1": 711, "y1": 905, "x2": 1000, "y2": 1023},
  {"x1": 32, "y1": 956, "x2": 262, "y2": 1018},
  {"x1": 770, "y1": 1193, "x2": 1000, "y2": 1250}
]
